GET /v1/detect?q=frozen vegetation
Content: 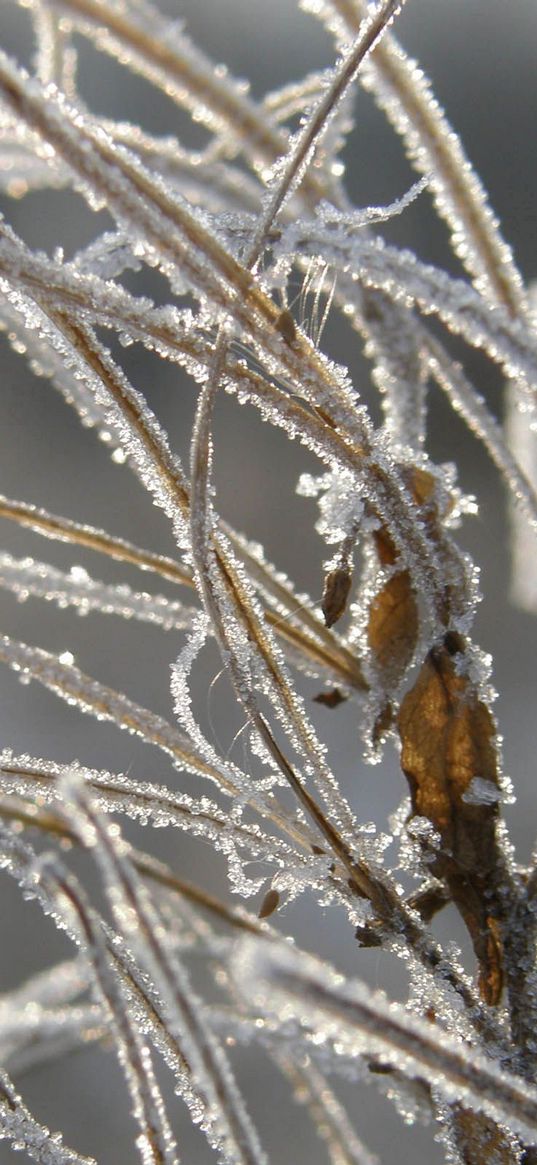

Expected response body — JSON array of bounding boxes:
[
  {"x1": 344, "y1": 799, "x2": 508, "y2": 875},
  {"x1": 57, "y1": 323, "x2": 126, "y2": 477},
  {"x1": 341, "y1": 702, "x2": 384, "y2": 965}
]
[{"x1": 0, "y1": 1, "x2": 536, "y2": 1162}]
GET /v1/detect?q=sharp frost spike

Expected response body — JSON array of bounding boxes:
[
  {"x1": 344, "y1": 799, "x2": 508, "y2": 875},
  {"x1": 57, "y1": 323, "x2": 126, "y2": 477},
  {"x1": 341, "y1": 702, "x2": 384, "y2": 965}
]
[{"x1": 316, "y1": 173, "x2": 429, "y2": 232}]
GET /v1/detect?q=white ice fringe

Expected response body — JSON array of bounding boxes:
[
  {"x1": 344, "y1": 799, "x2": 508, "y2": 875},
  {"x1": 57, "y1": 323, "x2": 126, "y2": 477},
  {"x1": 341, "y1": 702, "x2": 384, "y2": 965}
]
[
  {"x1": 0, "y1": 552, "x2": 198, "y2": 631},
  {"x1": 234, "y1": 939, "x2": 537, "y2": 1144},
  {"x1": 61, "y1": 775, "x2": 268, "y2": 1165},
  {"x1": 0, "y1": 1070, "x2": 96, "y2": 1165}
]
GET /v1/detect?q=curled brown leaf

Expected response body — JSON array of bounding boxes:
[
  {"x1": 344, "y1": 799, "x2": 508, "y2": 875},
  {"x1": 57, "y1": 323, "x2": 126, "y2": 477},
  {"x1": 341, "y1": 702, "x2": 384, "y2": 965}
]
[
  {"x1": 367, "y1": 568, "x2": 418, "y2": 689},
  {"x1": 321, "y1": 562, "x2": 352, "y2": 628},
  {"x1": 397, "y1": 634, "x2": 504, "y2": 1005},
  {"x1": 275, "y1": 307, "x2": 297, "y2": 346},
  {"x1": 258, "y1": 888, "x2": 281, "y2": 919},
  {"x1": 312, "y1": 687, "x2": 347, "y2": 709}
]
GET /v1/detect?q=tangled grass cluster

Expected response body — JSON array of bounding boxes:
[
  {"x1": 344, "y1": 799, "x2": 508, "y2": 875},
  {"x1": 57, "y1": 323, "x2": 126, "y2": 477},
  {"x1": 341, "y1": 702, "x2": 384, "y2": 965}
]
[{"x1": 0, "y1": 1, "x2": 537, "y2": 1163}]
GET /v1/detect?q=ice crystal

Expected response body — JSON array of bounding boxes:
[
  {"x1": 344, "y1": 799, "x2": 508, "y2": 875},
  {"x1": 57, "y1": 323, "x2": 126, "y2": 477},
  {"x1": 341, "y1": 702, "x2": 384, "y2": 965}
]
[
  {"x1": 0, "y1": 1069, "x2": 96, "y2": 1164},
  {"x1": 0, "y1": 552, "x2": 199, "y2": 631}
]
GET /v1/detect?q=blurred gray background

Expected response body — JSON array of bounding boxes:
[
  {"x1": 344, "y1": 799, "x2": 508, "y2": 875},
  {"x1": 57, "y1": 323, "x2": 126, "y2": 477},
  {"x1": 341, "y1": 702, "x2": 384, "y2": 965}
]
[{"x1": 1, "y1": 1, "x2": 537, "y2": 1162}]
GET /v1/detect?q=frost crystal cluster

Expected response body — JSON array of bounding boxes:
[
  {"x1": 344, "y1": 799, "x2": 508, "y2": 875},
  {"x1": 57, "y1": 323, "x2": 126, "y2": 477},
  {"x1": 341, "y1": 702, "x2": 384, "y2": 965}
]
[{"x1": 0, "y1": 1, "x2": 536, "y2": 1163}]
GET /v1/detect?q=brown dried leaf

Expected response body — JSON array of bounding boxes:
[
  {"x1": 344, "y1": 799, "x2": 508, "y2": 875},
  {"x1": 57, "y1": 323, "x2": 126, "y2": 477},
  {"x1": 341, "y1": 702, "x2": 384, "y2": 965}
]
[
  {"x1": 355, "y1": 918, "x2": 384, "y2": 948},
  {"x1": 321, "y1": 563, "x2": 352, "y2": 628},
  {"x1": 275, "y1": 307, "x2": 296, "y2": 346},
  {"x1": 401, "y1": 464, "x2": 438, "y2": 509},
  {"x1": 367, "y1": 568, "x2": 418, "y2": 689},
  {"x1": 258, "y1": 888, "x2": 280, "y2": 919},
  {"x1": 372, "y1": 526, "x2": 397, "y2": 567},
  {"x1": 368, "y1": 464, "x2": 452, "y2": 679},
  {"x1": 366, "y1": 530, "x2": 418, "y2": 741},
  {"x1": 451, "y1": 1106, "x2": 518, "y2": 1165},
  {"x1": 397, "y1": 635, "x2": 504, "y2": 1005},
  {"x1": 372, "y1": 701, "x2": 394, "y2": 746},
  {"x1": 406, "y1": 881, "x2": 451, "y2": 923},
  {"x1": 312, "y1": 687, "x2": 347, "y2": 709}
]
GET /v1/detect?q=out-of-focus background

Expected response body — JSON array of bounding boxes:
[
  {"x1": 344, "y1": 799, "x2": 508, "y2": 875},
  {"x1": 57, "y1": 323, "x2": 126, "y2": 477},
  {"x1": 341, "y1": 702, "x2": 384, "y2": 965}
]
[{"x1": 1, "y1": 2, "x2": 537, "y2": 1162}]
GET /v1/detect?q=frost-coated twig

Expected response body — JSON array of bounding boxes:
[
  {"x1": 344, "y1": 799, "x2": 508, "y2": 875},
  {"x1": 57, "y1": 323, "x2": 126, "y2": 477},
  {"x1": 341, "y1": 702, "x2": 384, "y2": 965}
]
[
  {"x1": 0, "y1": 752, "x2": 303, "y2": 869},
  {"x1": 62, "y1": 777, "x2": 268, "y2": 1165},
  {"x1": 0, "y1": 632, "x2": 226, "y2": 781},
  {"x1": 245, "y1": 0, "x2": 404, "y2": 267},
  {"x1": 0, "y1": 826, "x2": 179, "y2": 1165},
  {"x1": 187, "y1": 0, "x2": 409, "y2": 837},
  {"x1": 0, "y1": 1069, "x2": 97, "y2": 1165},
  {"x1": 32, "y1": 0, "x2": 286, "y2": 168},
  {"x1": 0, "y1": 638, "x2": 325, "y2": 851},
  {"x1": 235, "y1": 940, "x2": 537, "y2": 1144},
  {"x1": 278, "y1": 225, "x2": 537, "y2": 399},
  {"x1": 0, "y1": 550, "x2": 199, "y2": 630},
  {"x1": 271, "y1": 1052, "x2": 379, "y2": 1165},
  {"x1": 0, "y1": 789, "x2": 273, "y2": 941},
  {"x1": 323, "y1": 0, "x2": 526, "y2": 313},
  {"x1": 187, "y1": 340, "x2": 506, "y2": 1049},
  {"x1": 189, "y1": 332, "x2": 367, "y2": 831},
  {"x1": 0, "y1": 489, "x2": 362, "y2": 691},
  {"x1": 0, "y1": 493, "x2": 193, "y2": 584},
  {"x1": 0, "y1": 55, "x2": 462, "y2": 623}
]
